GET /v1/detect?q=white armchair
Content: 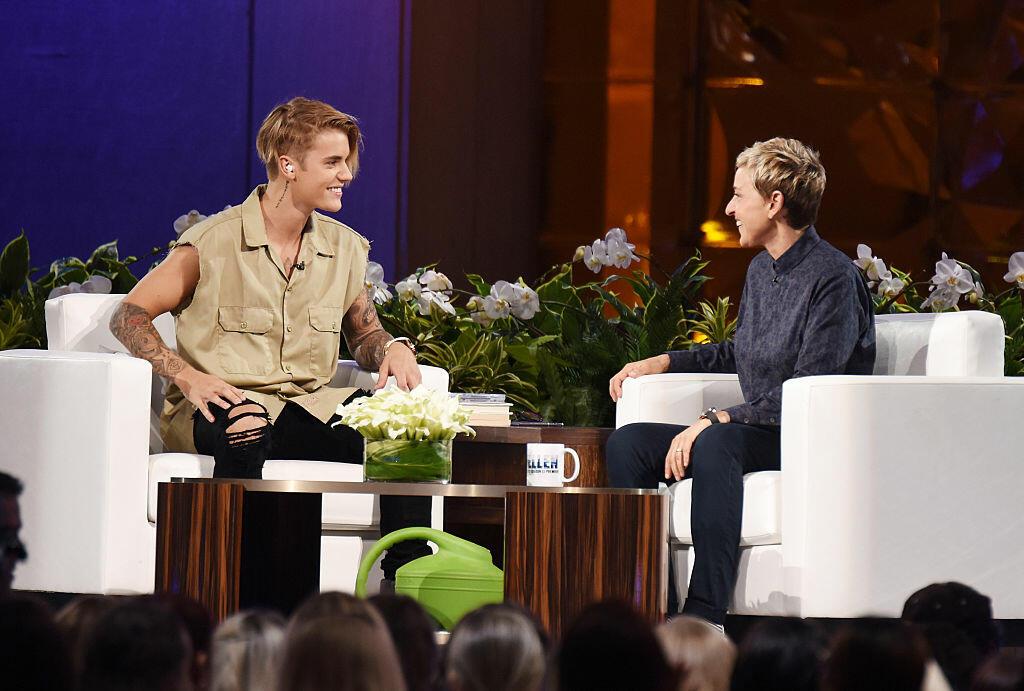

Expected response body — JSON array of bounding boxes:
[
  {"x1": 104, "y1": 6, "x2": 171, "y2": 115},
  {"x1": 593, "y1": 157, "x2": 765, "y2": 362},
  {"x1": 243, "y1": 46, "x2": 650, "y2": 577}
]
[
  {"x1": 0, "y1": 293, "x2": 448, "y2": 596},
  {"x1": 615, "y1": 311, "x2": 1024, "y2": 618}
]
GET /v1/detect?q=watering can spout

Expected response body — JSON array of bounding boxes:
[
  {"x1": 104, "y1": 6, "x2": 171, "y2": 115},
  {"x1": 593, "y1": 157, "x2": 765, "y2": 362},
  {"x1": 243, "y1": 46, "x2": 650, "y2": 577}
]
[{"x1": 355, "y1": 527, "x2": 504, "y2": 630}]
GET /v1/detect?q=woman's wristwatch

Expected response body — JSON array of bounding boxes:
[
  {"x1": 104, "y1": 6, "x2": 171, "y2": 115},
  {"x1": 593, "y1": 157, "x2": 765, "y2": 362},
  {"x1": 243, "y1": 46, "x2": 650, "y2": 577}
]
[
  {"x1": 383, "y1": 336, "x2": 415, "y2": 357},
  {"x1": 699, "y1": 406, "x2": 720, "y2": 424}
]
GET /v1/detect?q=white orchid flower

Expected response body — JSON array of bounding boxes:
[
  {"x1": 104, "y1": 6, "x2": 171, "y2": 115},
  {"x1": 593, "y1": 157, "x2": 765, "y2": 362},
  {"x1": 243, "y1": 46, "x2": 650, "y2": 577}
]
[
  {"x1": 853, "y1": 244, "x2": 888, "y2": 282},
  {"x1": 47, "y1": 282, "x2": 82, "y2": 300},
  {"x1": 583, "y1": 240, "x2": 608, "y2": 273},
  {"x1": 364, "y1": 261, "x2": 393, "y2": 304},
  {"x1": 483, "y1": 280, "x2": 516, "y2": 319},
  {"x1": 173, "y1": 210, "x2": 208, "y2": 237},
  {"x1": 930, "y1": 252, "x2": 974, "y2": 294},
  {"x1": 80, "y1": 275, "x2": 113, "y2": 294},
  {"x1": 921, "y1": 285, "x2": 960, "y2": 311},
  {"x1": 1004, "y1": 252, "x2": 1024, "y2": 289},
  {"x1": 395, "y1": 274, "x2": 422, "y2": 300},
  {"x1": 510, "y1": 284, "x2": 540, "y2": 320},
  {"x1": 466, "y1": 295, "x2": 493, "y2": 326},
  {"x1": 604, "y1": 228, "x2": 639, "y2": 269},
  {"x1": 419, "y1": 269, "x2": 453, "y2": 292},
  {"x1": 877, "y1": 274, "x2": 904, "y2": 298},
  {"x1": 416, "y1": 290, "x2": 457, "y2": 316}
]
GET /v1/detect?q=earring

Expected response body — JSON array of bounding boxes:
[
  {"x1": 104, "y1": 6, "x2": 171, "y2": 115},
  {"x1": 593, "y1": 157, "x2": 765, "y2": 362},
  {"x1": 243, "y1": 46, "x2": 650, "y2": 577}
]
[{"x1": 285, "y1": 163, "x2": 294, "y2": 172}]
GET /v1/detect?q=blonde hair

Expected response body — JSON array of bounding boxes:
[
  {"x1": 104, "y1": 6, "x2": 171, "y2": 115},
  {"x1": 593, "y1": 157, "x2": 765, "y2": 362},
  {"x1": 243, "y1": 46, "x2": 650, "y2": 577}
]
[
  {"x1": 256, "y1": 97, "x2": 362, "y2": 180},
  {"x1": 735, "y1": 137, "x2": 826, "y2": 229},
  {"x1": 209, "y1": 610, "x2": 285, "y2": 691},
  {"x1": 656, "y1": 616, "x2": 736, "y2": 691}
]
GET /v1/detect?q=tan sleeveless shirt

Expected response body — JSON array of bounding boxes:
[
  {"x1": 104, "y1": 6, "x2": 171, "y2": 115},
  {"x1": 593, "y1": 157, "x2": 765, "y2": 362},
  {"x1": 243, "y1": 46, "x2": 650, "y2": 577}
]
[{"x1": 160, "y1": 186, "x2": 370, "y2": 453}]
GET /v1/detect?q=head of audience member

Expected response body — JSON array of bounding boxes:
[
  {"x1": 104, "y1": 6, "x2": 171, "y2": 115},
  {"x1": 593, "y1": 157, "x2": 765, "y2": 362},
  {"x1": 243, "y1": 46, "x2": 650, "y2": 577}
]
[
  {"x1": 0, "y1": 471, "x2": 27, "y2": 596},
  {"x1": 288, "y1": 590, "x2": 385, "y2": 632},
  {"x1": 80, "y1": 598, "x2": 193, "y2": 691},
  {"x1": 57, "y1": 595, "x2": 120, "y2": 680},
  {"x1": 0, "y1": 594, "x2": 73, "y2": 690},
  {"x1": 444, "y1": 603, "x2": 546, "y2": 691},
  {"x1": 557, "y1": 600, "x2": 675, "y2": 691},
  {"x1": 730, "y1": 616, "x2": 828, "y2": 691},
  {"x1": 821, "y1": 618, "x2": 929, "y2": 691},
  {"x1": 278, "y1": 612, "x2": 406, "y2": 691},
  {"x1": 141, "y1": 593, "x2": 214, "y2": 689},
  {"x1": 727, "y1": 138, "x2": 826, "y2": 255},
  {"x1": 970, "y1": 649, "x2": 1024, "y2": 691},
  {"x1": 208, "y1": 609, "x2": 285, "y2": 691},
  {"x1": 903, "y1": 582, "x2": 1001, "y2": 690},
  {"x1": 656, "y1": 615, "x2": 735, "y2": 691},
  {"x1": 370, "y1": 593, "x2": 441, "y2": 691}
]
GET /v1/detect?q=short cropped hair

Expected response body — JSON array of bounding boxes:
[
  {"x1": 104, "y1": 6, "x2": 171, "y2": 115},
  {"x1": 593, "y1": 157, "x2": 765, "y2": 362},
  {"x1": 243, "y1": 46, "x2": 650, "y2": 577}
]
[
  {"x1": 735, "y1": 138, "x2": 826, "y2": 230},
  {"x1": 256, "y1": 97, "x2": 362, "y2": 181}
]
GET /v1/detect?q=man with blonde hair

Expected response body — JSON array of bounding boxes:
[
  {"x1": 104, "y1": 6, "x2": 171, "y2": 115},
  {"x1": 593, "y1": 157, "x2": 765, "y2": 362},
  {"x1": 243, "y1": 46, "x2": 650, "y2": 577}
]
[
  {"x1": 110, "y1": 97, "x2": 430, "y2": 581},
  {"x1": 607, "y1": 137, "x2": 874, "y2": 627}
]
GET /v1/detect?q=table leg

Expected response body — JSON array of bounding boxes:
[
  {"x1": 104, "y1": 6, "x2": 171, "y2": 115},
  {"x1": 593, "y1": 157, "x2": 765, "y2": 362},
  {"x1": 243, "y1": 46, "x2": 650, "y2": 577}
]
[
  {"x1": 156, "y1": 483, "x2": 321, "y2": 621},
  {"x1": 503, "y1": 490, "x2": 668, "y2": 637}
]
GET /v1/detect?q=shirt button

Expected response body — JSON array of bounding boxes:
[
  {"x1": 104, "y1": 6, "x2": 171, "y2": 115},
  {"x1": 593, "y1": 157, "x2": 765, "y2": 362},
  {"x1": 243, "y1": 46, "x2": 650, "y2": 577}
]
[
  {"x1": 770, "y1": 417, "x2": 776, "y2": 423},
  {"x1": 240, "y1": 321, "x2": 247, "y2": 329},
  {"x1": 331, "y1": 322, "x2": 337, "y2": 329},
  {"x1": 744, "y1": 418, "x2": 750, "y2": 424},
  {"x1": 286, "y1": 325, "x2": 293, "y2": 333},
  {"x1": 284, "y1": 364, "x2": 292, "y2": 372},
  {"x1": 287, "y1": 286, "x2": 293, "y2": 292}
]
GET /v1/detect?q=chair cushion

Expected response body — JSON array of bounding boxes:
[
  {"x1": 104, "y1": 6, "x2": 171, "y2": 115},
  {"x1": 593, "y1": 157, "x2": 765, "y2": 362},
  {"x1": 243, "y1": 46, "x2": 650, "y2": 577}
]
[
  {"x1": 669, "y1": 470, "x2": 781, "y2": 546},
  {"x1": 262, "y1": 460, "x2": 378, "y2": 527}
]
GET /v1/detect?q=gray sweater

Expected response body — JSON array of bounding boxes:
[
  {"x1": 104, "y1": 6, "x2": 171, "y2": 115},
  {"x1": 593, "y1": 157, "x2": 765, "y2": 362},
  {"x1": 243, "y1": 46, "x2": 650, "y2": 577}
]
[{"x1": 667, "y1": 226, "x2": 875, "y2": 427}]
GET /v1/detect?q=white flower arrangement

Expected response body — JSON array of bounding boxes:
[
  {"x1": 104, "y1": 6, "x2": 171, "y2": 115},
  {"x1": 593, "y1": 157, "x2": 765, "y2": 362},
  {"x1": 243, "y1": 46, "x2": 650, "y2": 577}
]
[{"x1": 334, "y1": 384, "x2": 475, "y2": 441}]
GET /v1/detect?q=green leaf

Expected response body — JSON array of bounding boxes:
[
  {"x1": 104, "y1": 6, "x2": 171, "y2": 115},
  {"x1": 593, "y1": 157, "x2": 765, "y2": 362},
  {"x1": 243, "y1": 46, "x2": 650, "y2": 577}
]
[
  {"x1": 465, "y1": 273, "x2": 491, "y2": 296},
  {"x1": 0, "y1": 232, "x2": 30, "y2": 298},
  {"x1": 85, "y1": 240, "x2": 119, "y2": 272}
]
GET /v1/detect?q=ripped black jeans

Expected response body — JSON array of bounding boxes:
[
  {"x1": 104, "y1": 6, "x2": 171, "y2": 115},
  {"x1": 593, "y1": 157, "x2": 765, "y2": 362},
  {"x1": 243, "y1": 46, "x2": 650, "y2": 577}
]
[{"x1": 192, "y1": 399, "x2": 432, "y2": 580}]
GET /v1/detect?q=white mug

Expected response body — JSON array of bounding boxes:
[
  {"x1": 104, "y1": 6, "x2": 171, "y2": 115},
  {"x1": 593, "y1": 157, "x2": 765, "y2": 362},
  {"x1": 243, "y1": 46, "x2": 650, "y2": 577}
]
[{"x1": 526, "y1": 443, "x2": 581, "y2": 487}]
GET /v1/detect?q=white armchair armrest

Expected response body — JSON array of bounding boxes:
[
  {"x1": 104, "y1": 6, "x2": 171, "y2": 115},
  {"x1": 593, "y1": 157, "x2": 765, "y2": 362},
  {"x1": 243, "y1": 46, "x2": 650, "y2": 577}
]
[
  {"x1": 616, "y1": 373, "x2": 744, "y2": 428},
  {"x1": 330, "y1": 360, "x2": 449, "y2": 393},
  {"x1": 781, "y1": 375, "x2": 1024, "y2": 618},
  {"x1": 0, "y1": 349, "x2": 154, "y2": 593}
]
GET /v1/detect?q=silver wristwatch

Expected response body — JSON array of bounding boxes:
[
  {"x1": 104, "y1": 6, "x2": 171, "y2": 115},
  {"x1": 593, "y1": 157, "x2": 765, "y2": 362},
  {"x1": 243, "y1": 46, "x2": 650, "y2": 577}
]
[{"x1": 699, "y1": 406, "x2": 720, "y2": 424}]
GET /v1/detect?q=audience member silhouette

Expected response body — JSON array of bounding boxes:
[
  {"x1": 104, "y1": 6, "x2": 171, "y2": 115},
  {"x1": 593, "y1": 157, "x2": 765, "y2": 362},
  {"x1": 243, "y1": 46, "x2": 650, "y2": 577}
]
[
  {"x1": 657, "y1": 615, "x2": 735, "y2": 691},
  {"x1": 444, "y1": 603, "x2": 546, "y2": 691},
  {"x1": 370, "y1": 593, "x2": 441, "y2": 691},
  {"x1": 903, "y1": 582, "x2": 1001, "y2": 691},
  {"x1": 730, "y1": 616, "x2": 827, "y2": 691},
  {"x1": 0, "y1": 470, "x2": 27, "y2": 596},
  {"x1": 0, "y1": 594, "x2": 73, "y2": 690},
  {"x1": 278, "y1": 612, "x2": 406, "y2": 690},
  {"x1": 80, "y1": 598, "x2": 193, "y2": 691},
  {"x1": 56, "y1": 594, "x2": 119, "y2": 682},
  {"x1": 208, "y1": 609, "x2": 285, "y2": 691},
  {"x1": 970, "y1": 649, "x2": 1024, "y2": 691},
  {"x1": 288, "y1": 590, "x2": 386, "y2": 632},
  {"x1": 821, "y1": 618, "x2": 928, "y2": 691},
  {"x1": 141, "y1": 593, "x2": 214, "y2": 689},
  {"x1": 557, "y1": 599, "x2": 676, "y2": 691}
]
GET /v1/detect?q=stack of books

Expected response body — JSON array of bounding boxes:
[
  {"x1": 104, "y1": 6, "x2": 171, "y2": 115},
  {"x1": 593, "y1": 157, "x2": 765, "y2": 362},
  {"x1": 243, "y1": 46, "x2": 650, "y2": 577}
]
[{"x1": 452, "y1": 393, "x2": 513, "y2": 427}]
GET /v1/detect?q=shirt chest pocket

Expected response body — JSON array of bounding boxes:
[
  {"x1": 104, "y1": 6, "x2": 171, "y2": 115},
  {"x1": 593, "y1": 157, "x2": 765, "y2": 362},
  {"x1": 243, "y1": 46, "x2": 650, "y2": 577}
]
[
  {"x1": 216, "y1": 306, "x2": 275, "y2": 376},
  {"x1": 308, "y1": 306, "x2": 342, "y2": 377}
]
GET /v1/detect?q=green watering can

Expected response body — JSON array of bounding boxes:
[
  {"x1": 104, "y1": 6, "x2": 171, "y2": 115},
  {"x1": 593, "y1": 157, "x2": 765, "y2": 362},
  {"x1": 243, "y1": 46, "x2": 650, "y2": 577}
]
[{"x1": 355, "y1": 527, "x2": 504, "y2": 630}]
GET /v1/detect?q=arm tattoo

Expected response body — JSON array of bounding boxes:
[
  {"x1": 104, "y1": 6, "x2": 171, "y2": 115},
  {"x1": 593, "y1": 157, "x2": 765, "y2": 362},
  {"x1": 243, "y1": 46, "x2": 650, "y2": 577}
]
[
  {"x1": 342, "y1": 288, "x2": 393, "y2": 370},
  {"x1": 109, "y1": 301, "x2": 188, "y2": 380}
]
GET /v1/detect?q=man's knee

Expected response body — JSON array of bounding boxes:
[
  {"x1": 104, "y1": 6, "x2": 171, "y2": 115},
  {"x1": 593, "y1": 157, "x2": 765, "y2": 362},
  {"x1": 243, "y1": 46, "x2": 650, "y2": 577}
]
[{"x1": 225, "y1": 402, "x2": 269, "y2": 447}]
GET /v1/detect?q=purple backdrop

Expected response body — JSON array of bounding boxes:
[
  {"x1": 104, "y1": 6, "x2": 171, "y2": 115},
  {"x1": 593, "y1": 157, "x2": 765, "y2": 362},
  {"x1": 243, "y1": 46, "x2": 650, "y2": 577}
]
[{"x1": 0, "y1": 0, "x2": 405, "y2": 279}]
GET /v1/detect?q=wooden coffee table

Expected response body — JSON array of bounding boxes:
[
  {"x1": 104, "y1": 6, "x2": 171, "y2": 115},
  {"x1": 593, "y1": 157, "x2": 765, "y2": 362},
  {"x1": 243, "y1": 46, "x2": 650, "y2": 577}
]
[
  {"x1": 447, "y1": 425, "x2": 613, "y2": 566},
  {"x1": 156, "y1": 478, "x2": 666, "y2": 636}
]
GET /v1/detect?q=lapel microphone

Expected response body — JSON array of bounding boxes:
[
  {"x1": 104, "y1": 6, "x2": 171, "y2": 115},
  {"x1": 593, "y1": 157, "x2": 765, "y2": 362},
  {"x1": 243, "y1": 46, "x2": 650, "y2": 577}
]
[{"x1": 294, "y1": 261, "x2": 306, "y2": 271}]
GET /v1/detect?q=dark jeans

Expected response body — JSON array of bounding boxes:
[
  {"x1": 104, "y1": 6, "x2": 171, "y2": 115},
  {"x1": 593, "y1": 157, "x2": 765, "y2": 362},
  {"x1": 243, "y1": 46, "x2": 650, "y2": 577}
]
[
  {"x1": 606, "y1": 421, "x2": 781, "y2": 625},
  {"x1": 193, "y1": 399, "x2": 432, "y2": 580}
]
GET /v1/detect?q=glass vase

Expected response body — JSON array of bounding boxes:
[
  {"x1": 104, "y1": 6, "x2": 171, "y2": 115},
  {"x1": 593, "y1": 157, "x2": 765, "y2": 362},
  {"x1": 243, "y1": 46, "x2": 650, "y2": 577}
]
[{"x1": 363, "y1": 438, "x2": 452, "y2": 483}]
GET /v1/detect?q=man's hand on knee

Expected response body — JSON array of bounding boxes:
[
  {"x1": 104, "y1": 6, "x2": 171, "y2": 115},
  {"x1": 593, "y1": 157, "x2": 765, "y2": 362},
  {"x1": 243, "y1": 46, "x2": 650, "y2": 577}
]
[{"x1": 175, "y1": 367, "x2": 246, "y2": 422}]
